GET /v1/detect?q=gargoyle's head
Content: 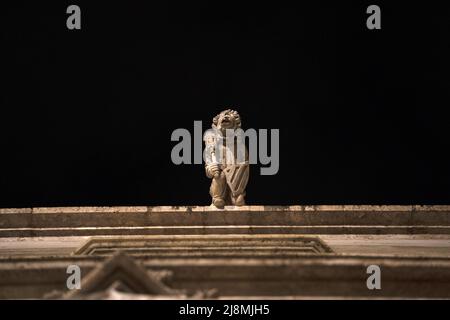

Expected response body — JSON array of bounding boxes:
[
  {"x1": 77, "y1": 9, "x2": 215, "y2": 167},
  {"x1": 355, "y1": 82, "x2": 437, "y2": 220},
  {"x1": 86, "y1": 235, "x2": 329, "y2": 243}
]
[{"x1": 212, "y1": 109, "x2": 241, "y2": 131}]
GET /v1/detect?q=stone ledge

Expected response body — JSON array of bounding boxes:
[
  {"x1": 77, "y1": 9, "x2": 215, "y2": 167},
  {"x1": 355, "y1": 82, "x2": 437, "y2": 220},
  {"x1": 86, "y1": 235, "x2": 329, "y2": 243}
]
[
  {"x1": 2, "y1": 205, "x2": 450, "y2": 215},
  {"x1": 0, "y1": 205, "x2": 449, "y2": 237},
  {"x1": 1, "y1": 226, "x2": 450, "y2": 237}
]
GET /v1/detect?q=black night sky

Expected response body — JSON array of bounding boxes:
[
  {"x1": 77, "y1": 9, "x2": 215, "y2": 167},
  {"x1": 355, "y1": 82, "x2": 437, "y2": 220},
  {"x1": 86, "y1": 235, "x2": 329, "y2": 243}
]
[{"x1": 1, "y1": 1, "x2": 450, "y2": 207}]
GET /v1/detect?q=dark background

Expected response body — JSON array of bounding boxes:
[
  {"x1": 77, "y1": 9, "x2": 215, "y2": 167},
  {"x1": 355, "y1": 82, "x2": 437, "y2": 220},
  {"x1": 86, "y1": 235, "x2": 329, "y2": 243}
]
[{"x1": 1, "y1": 1, "x2": 449, "y2": 207}]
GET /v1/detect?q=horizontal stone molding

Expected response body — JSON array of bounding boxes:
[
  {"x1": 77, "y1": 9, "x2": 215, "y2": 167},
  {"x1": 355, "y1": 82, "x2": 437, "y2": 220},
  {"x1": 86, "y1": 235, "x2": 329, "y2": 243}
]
[
  {"x1": 72, "y1": 235, "x2": 334, "y2": 257},
  {"x1": 1, "y1": 226, "x2": 450, "y2": 237},
  {"x1": 1, "y1": 254, "x2": 450, "y2": 299},
  {"x1": 0, "y1": 205, "x2": 449, "y2": 237}
]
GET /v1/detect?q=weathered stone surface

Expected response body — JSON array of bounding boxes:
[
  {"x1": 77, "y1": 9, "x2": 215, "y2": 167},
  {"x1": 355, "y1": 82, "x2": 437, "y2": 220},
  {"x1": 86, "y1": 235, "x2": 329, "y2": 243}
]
[
  {"x1": 0, "y1": 205, "x2": 449, "y2": 237},
  {"x1": 60, "y1": 252, "x2": 189, "y2": 299},
  {"x1": 1, "y1": 253, "x2": 450, "y2": 299},
  {"x1": 1, "y1": 205, "x2": 450, "y2": 299},
  {"x1": 72, "y1": 235, "x2": 334, "y2": 257},
  {"x1": 2, "y1": 235, "x2": 450, "y2": 258}
]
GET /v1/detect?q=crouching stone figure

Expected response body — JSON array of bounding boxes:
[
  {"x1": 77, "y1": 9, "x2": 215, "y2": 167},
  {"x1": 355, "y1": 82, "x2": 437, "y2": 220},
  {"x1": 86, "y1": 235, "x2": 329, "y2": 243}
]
[{"x1": 204, "y1": 109, "x2": 249, "y2": 208}]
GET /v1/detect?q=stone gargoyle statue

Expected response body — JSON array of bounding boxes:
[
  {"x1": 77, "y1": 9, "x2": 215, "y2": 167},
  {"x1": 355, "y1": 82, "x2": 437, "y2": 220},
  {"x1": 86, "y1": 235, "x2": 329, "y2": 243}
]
[{"x1": 203, "y1": 109, "x2": 249, "y2": 208}]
